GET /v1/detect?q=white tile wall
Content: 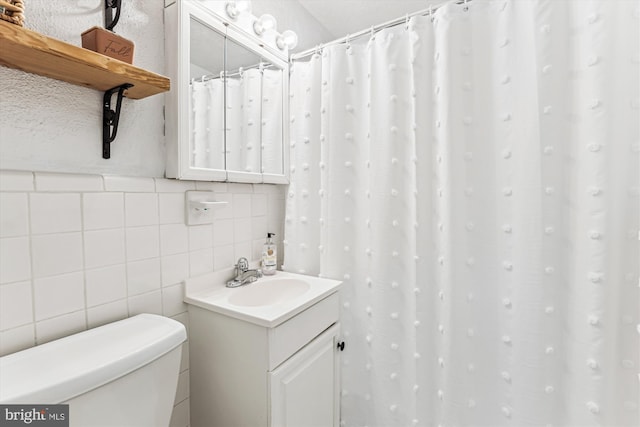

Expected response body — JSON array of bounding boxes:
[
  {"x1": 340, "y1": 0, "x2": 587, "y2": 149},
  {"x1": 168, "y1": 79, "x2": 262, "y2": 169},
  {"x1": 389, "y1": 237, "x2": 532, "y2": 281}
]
[
  {"x1": 160, "y1": 224, "x2": 189, "y2": 256},
  {"x1": 0, "y1": 170, "x2": 34, "y2": 192},
  {"x1": 35, "y1": 310, "x2": 86, "y2": 344},
  {"x1": 103, "y1": 175, "x2": 155, "y2": 192},
  {"x1": 188, "y1": 225, "x2": 213, "y2": 251},
  {"x1": 87, "y1": 299, "x2": 128, "y2": 328},
  {"x1": 233, "y1": 217, "x2": 253, "y2": 243},
  {"x1": 212, "y1": 218, "x2": 234, "y2": 247},
  {"x1": 213, "y1": 244, "x2": 235, "y2": 271},
  {"x1": 174, "y1": 370, "x2": 190, "y2": 404},
  {"x1": 33, "y1": 272, "x2": 85, "y2": 321},
  {"x1": 128, "y1": 289, "x2": 163, "y2": 316},
  {"x1": 0, "y1": 193, "x2": 29, "y2": 237},
  {"x1": 84, "y1": 229, "x2": 126, "y2": 269},
  {"x1": 125, "y1": 193, "x2": 159, "y2": 227},
  {"x1": 82, "y1": 193, "x2": 124, "y2": 230},
  {"x1": 161, "y1": 253, "x2": 190, "y2": 286},
  {"x1": 29, "y1": 193, "x2": 82, "y2": 234},
  {"x1": 0, "y1": 281, "x2": 33, "y2": 330},
  {"x1": 126, "y1": 226, "x2": 160, "y2": 261},
  {"x1": 127, "y1": 258, "x2": 162, "y2": 296},
  {"x1": 162, "y1": 283, "x2": 187, "y2": 317},
  {"x1": 34, "y1": 173, "x2": 102, "y2": 192},
  {"x1": 155, "y1": 178, "x2": 196, "y2": 193},
  {"x1": 189, "y1": 248, "x2": 214, "y2": 277},
  {"x1": 159, "y1": 193, "x2": 185, "y2": 224},
  {"x1": 0, "y1": 324, "x2": 35, "y2": 355},
  {"x1": 170, "y1": 399, "x2": 190, "y2": 427},
  {"x1": 85, "y1": 265, "x2": 127, "y2": 307},
  {"x1": 31, "y1": 233, "x2": 84, "y2": 278},
  {"x1": 0, "y1": 170, "x2": 286, "y2": 427},
  {"x1": 0, "y1": 237, "x2": 31, "y2": 284},
  {"x1": 232, "y1": 193, "x2": 252, "y2": 217}
]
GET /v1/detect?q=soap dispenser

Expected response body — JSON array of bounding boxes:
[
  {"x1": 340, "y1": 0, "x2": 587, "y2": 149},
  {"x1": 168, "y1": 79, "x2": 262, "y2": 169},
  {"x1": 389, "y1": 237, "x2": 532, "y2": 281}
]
[{"x1": 262, "y1": 233, "x2": 277, "y2": 275}]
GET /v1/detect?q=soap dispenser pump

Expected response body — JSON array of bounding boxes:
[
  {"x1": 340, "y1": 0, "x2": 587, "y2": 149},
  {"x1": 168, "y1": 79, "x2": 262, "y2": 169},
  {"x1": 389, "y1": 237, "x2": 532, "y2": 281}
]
[{"x1": 262, "y1": 233, "x2": 277, "y2": 275}]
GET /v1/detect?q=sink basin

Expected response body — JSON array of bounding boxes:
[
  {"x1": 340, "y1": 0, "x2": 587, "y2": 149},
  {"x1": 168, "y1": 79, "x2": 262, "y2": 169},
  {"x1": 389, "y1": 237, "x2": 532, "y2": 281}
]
[
  {"x1": 184, "y1": 270, "x2": 342, "y2": 327},
  {"x1": 228, "y1": 278, "x2": 310, "y2": 307}
]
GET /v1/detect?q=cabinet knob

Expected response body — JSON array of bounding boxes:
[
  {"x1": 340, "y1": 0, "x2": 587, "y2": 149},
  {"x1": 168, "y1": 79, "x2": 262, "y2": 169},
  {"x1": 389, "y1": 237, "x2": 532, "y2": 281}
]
[{"x1": 337, "y1": 341, "x2": 345, "y2": 351}]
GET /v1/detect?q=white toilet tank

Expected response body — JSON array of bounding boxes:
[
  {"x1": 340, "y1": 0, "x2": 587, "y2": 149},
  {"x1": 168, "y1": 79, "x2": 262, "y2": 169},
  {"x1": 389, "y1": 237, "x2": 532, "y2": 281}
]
[{"x1": 0, "y1": 313, "x2": 187, "y2": 427}]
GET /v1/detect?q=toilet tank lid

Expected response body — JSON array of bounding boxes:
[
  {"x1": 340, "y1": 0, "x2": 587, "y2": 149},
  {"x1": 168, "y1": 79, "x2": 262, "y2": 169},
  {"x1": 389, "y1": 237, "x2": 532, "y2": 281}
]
[{"x1": 0, "y1": 314, "x2": 187, "y2": 404}]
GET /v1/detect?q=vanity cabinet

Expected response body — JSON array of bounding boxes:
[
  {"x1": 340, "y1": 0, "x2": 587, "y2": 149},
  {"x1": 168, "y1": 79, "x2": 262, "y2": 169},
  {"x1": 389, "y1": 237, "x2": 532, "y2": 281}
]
[
  {"x1": 164, "y1": 0, "x2": 289, "y2": 184},
  {"x1": 270, "y1": 326, "x2": 339, "y2": 427},
  {"x1": 188, "y1": 292, "x2": 341, "y2": 427}
]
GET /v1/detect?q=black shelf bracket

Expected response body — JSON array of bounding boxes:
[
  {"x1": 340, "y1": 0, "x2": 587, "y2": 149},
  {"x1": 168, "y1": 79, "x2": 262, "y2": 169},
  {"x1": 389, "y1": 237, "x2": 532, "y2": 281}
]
[
  {"x1": 103, "y1": 83, "x2": 133, "y2": 159},
  {"x1": 105, "y1": 0, "x2": 122, "y2": 31}
]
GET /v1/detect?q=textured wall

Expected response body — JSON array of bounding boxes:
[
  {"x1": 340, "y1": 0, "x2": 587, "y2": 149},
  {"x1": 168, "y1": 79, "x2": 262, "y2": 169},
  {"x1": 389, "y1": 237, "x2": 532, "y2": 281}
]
[{"x1": 0, "y1": 0, "x2": 166, "y2": 176}]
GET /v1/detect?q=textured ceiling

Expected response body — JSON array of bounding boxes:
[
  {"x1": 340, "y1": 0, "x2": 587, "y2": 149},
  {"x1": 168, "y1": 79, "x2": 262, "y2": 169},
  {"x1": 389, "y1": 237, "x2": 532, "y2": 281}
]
[{"x1": 296, "y1": 0, "x2": 432, "y2": 39}]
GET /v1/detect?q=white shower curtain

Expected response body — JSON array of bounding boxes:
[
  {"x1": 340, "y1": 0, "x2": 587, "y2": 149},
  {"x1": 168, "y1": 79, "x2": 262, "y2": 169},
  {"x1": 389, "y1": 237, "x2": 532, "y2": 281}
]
[
  {"x1": 285, "y1": 1, "x2": 639, "y2": 426},
  {"x1": 190, "y1": 77, "x2": 225, "y2": 170},
  {"x1": 262, "y1": 68, "x2": 285, "y2": 175},
  {"x1": 190, "y1": 67, "x2": 282, "y2": 173},
  {"x1": 226, "y1": 69, "x2": 262, "y2": 173}
]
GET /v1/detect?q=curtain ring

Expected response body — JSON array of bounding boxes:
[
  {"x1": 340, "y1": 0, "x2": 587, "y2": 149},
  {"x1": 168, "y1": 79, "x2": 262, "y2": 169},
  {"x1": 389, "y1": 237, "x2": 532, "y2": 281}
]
[
  {"x1": 405, "y1": 13, "x2": 409, "y2": 29},
  {"x1": 345, "y1": 34, "x2": 351, "y2": 50},
  {"x1": 464, "y1": 0, "x2": 469, "y2": 12},
  {"x1": 370, "y1": 25, "x2": 375, "y2": 39},
  {"x1": 429, "y1": 5, "x2": 435, "y2": 22}
]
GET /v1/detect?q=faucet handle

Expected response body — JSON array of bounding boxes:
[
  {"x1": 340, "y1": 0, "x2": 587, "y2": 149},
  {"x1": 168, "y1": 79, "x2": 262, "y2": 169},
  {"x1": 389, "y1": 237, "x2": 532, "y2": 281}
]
[{"x1": 236, "y1": 257, "x2": 249, "y2": 272}]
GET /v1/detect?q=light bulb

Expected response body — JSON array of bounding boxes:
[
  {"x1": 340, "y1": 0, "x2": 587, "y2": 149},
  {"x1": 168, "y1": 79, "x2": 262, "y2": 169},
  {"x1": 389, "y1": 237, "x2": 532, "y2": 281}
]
[
  {"x1": 277, "y1": 30, "x2": 298, "y2": 50},
  {"x1": 254, "y1": 14, "x2": 277, "y2": 35},
  {"x1": 236, "y1": 1, "x2": 251, "y2": 13},
  {"x1": 225, "y1": 1, "x2": 251, "y2": 20}
]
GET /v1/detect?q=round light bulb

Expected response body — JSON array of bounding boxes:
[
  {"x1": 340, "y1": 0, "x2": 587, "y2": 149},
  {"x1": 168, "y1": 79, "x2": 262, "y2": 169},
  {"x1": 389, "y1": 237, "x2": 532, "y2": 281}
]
[
  {"x1": 254, "y1": 14, "x2": 277, "y2": 35},
  {"x1": 224, "y1": 1, "x2": 250, "y2": 19},
  {"x1": 236, "y1": 1, "x2": 251, "y2": 13},
  {"x1": 277, "y1": 30, "x2": 299, "y2": 50}
]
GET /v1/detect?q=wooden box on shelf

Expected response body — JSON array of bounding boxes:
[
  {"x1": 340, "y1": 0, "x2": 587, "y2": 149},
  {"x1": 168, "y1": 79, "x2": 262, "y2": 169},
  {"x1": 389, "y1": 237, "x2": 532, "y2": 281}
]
[
  {"x1": 81, "y1": 26, "x2": 134, "y2": 64},
  {"x1": 0, "y1": 0, "x2": 24, "y2": 27}
]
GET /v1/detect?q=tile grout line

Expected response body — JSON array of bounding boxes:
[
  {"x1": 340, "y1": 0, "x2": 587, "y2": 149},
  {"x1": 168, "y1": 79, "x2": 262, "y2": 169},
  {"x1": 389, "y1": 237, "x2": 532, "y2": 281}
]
[{"x1": 26, "y1": 173, "x2": 37, "y2": 347}]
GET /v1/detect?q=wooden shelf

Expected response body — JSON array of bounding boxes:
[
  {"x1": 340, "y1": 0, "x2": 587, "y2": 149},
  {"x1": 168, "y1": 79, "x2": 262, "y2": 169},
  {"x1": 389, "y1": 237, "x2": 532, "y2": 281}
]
[{"x1": 0, "y1": 20, "x2": 170, "y2": 99}]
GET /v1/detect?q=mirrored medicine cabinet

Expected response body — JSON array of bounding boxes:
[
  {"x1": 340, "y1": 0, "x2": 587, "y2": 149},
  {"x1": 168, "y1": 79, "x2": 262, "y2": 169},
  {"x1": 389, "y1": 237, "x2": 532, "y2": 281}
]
[{"x1": 164, "y1": 0, "x2": 289, "y2": 184}]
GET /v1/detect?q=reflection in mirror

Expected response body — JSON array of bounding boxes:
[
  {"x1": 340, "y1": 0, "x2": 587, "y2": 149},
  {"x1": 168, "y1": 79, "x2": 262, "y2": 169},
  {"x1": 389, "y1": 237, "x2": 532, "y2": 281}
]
[
  {"x1": 224, "y1": 38, "x2": 264, "y2": 176},
  {"x1": 261, "y1": 65, "x2": 283, "y2": 175},
  {"x1": 189, "y1": 17, "x2": 225, "y2": 171}
]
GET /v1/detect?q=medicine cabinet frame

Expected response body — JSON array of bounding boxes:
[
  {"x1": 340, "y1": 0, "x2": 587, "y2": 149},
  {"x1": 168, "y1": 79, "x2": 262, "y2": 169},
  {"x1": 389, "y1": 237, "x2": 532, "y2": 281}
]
[{"x1": 164, "y1": 0, "x2": 290, "y2": 184}]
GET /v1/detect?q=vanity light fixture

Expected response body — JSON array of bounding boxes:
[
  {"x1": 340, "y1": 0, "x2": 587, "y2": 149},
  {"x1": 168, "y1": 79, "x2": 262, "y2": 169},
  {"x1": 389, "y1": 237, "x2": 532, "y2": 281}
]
[
  {"x1": 225, "y1": 1, "x2": 251, "y2": 20},
  {"x1": 253, "y1": 14, "x2": 277, "y2": 36},
  {"x1": 276, "y1": 30, "x2": 299, "y2": 50}
]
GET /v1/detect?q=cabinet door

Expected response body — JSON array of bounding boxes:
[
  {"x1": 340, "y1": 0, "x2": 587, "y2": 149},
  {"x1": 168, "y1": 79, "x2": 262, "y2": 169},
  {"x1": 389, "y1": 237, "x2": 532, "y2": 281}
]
[{"x1": 269, "y1": 324, "x2": 340, "y2": 427}]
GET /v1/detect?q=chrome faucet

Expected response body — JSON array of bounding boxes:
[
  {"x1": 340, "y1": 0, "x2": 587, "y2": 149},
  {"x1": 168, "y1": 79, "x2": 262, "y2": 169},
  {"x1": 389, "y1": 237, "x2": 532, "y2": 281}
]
[{"x1": 226, "y1": 257, "x2": 262, "y2": 288}]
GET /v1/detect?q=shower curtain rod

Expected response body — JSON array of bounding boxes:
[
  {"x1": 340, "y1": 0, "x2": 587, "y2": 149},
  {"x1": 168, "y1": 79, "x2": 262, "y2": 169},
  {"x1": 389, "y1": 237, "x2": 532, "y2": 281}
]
[
  {"x1": 291, "y1": 0, "x2": 472, "y2": 61},
  {"x1": 192, "y1": 62, "x2": 277, "y2": 82}
]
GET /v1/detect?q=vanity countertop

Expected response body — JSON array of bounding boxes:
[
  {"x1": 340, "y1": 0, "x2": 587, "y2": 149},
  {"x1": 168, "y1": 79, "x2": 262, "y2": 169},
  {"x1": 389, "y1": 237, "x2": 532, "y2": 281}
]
[{"x1": 184, "y1": 268, "x2": 342, "y2": 327}]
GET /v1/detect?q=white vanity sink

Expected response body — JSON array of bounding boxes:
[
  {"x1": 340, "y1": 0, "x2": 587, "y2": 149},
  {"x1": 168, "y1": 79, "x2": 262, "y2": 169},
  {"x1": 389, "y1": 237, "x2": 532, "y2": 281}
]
[
  {"x1": 184, "y1": 268, "x2": 341, "y2": 327},
  {"x1": 227, "y1": 277, "x2": 311, "y2": 307},
  {"x1": 185, "y1": 268, "x2": 343, "y2": 427}
]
